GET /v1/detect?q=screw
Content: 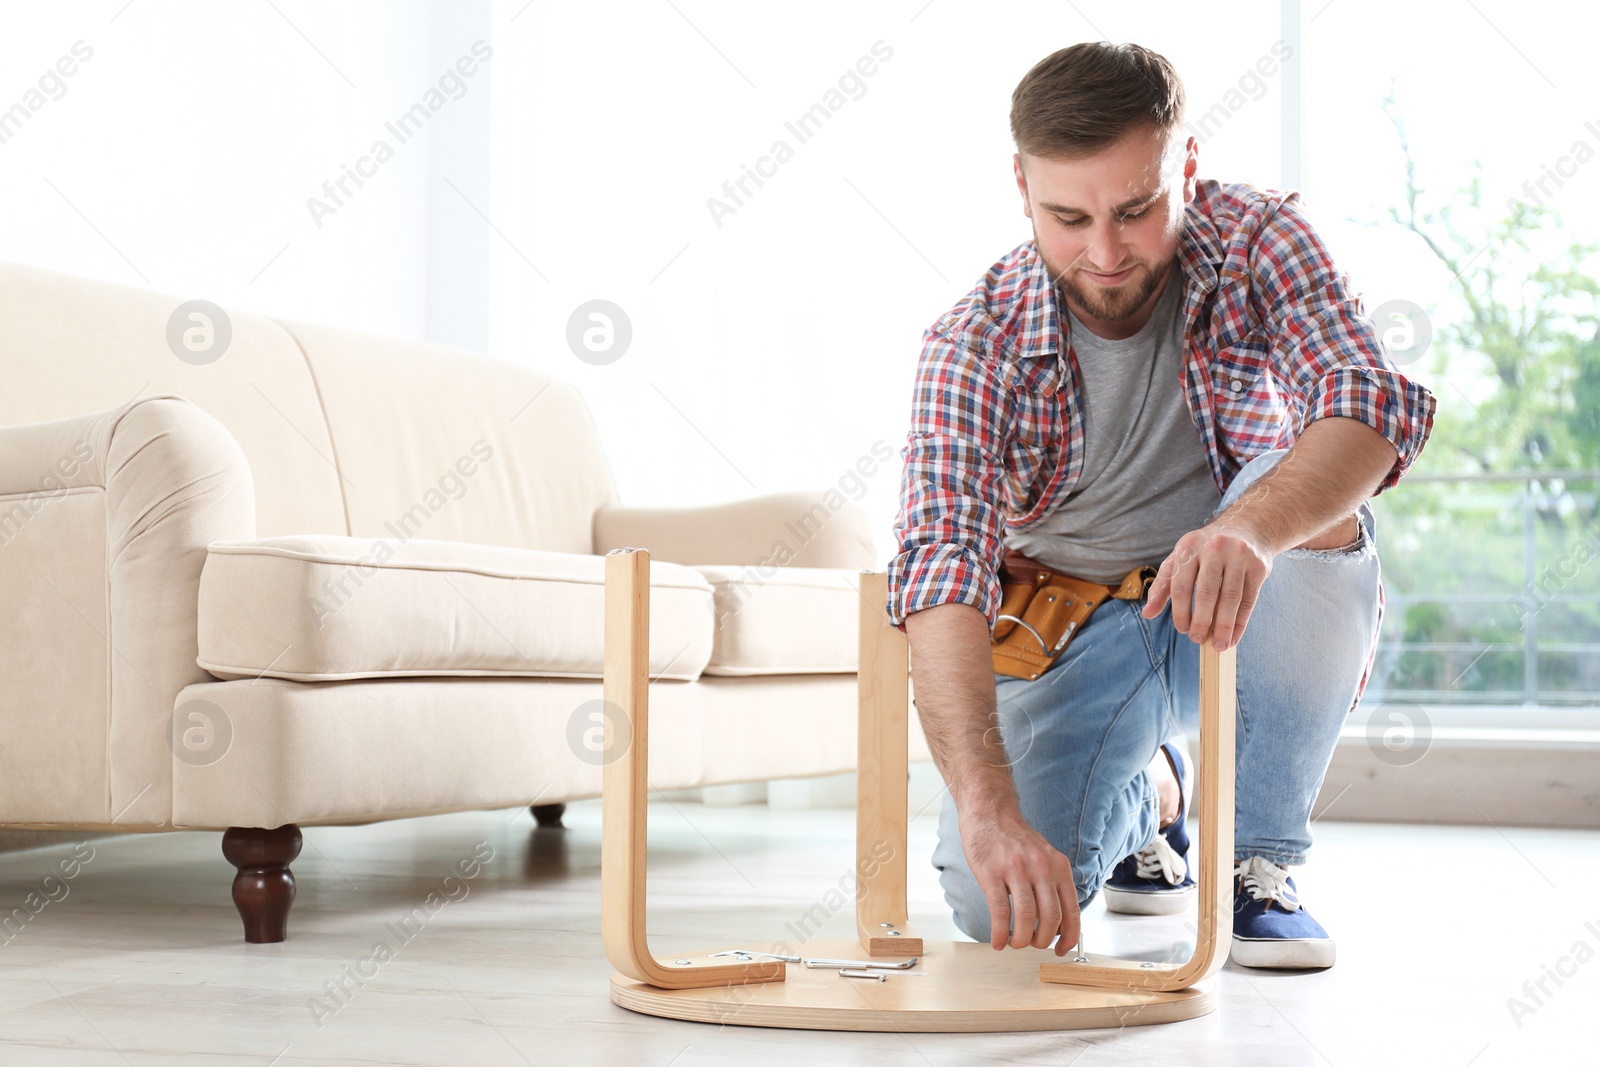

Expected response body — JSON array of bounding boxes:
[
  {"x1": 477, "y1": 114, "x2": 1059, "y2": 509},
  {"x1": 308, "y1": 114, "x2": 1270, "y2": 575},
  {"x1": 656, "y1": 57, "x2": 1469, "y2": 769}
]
[
  {"x1": 888, "y1": 930, "x2": 902, "y2": 936},
  {"x1": 839, "y1": 968, "x2": 888, "y2": 982},
  {"x1": 1141, "y1": 962, "x2": 1155, "y2": 968},
  {"x1": 880, "y1": 922, "x2": 895, "y2": 928},
  {"x1": 674, "y1": 959, "x2": 692, "y2": 965}
]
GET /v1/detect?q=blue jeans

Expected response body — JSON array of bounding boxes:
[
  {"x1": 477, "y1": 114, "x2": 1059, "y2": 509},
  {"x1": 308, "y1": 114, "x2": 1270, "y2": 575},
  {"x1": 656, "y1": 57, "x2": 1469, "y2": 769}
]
[{"x1": 931, "y1": 448, "x2": 1383, "y2": 940}]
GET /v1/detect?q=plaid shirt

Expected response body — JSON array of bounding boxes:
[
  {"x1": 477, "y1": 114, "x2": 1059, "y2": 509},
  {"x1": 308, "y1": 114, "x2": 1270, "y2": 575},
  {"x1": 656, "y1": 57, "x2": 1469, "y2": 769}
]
[{"x1": 886, "y1": 178, "x2": 1437, "y2": 712}]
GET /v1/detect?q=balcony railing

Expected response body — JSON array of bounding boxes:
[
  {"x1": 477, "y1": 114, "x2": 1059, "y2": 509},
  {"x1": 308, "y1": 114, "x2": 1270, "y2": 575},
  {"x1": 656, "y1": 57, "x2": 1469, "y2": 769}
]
[{"x1": 1362, "y1": 470, "x2": 1600, "y2": 708}]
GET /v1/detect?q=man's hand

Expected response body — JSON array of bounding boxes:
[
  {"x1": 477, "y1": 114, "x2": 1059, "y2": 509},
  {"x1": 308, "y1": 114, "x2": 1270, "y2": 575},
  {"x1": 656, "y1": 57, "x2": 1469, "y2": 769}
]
[
  {"x1": 1141, "y1": 519, "x2": 1272, "y2": 651},
  {"x1": 961, "y1": 809, "x2": 1081, "y2": 955}
]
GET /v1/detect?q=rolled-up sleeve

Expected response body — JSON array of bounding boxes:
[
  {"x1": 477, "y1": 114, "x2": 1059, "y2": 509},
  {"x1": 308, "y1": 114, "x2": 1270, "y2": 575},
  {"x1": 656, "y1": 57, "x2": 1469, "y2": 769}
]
[
  {"x1": 885, "y1": 327, "x2": 1011, "y2": 634},
  {"x1": 1250, "y1": 195, "x2": 1438, "y2": 493}
]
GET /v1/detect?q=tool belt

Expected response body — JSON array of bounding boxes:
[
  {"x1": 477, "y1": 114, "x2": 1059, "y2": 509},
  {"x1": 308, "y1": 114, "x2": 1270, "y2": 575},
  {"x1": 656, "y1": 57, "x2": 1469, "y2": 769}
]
[{"x1": 991, "y1": 549, "x2": 1160, "y2": 681}]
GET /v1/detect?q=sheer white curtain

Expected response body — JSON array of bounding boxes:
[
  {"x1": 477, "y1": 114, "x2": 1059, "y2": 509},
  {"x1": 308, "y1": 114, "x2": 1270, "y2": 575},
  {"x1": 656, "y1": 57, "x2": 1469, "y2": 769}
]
[{"x1": 0, "y1": 1, "x2": 497, "y2": 345}]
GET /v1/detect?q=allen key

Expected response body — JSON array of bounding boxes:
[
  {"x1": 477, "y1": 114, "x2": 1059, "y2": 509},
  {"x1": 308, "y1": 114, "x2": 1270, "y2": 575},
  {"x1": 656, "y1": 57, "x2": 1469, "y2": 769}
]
[
  {"x1": 708, "y1": 950, "x2": 918, "y2": 970},
  {"x1": 802, "y1": 955, "x2": 918, "y2": 970}
]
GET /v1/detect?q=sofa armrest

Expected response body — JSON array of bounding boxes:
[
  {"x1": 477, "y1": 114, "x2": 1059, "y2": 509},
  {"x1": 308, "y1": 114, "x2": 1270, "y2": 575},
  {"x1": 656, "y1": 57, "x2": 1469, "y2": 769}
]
[
  {"x1": 593, "y1": 490, "x2": 878, "y2": 570},
  {"x1": 0, "y1": 395, "x2": 255, "y2": 827}
]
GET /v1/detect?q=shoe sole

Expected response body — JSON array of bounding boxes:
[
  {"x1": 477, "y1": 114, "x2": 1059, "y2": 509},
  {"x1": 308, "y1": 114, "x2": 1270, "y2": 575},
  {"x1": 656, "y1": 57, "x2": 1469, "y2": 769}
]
[
  {"x1": 1101, "y1": 883, "x2": 1195, "y2": 916},
  {"x1": 1230, "y1": 934, "x2": 1336, "y2": 970}
]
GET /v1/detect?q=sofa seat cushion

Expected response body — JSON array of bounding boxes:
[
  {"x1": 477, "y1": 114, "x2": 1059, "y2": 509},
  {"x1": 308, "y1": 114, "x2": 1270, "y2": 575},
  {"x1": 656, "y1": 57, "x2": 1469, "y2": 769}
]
[
  {"x1": 694, "y1": 565, "x2": 860, "y2": 676},
  {"x1": 196, "y1": 535, "x2": 714, "y2": 682}
]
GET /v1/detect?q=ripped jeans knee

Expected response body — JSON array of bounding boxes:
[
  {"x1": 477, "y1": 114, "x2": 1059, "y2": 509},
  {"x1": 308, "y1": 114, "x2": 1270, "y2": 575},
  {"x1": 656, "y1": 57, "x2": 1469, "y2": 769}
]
[{"x1": 1214, "y1": 447, "x2": 1379, "y2": 559}]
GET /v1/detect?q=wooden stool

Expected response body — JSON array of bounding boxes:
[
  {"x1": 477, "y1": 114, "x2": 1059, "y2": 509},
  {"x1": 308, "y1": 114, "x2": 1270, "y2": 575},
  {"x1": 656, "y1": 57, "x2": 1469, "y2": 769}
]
[{"x1": 602, "y1": 549, "x2": 1235, "y2": 1031}]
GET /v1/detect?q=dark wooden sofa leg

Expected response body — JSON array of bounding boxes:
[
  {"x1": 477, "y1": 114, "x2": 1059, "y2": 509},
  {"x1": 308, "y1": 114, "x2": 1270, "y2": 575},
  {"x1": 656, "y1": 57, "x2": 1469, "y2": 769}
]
[
  {"x1": 531, "y1": 803, "x2": 566, "y2": 828},
  {"x1": 222, "y1": 824, "x2": 302, "y2": 943}
]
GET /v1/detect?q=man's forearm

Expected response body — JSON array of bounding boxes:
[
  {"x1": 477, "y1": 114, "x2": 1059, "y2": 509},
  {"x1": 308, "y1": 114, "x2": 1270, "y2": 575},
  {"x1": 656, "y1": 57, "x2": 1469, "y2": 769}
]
[
  {"x1": 903, "y1": 601, "x2": 1021, "y2": 820},
  {"x1": 1212, "y1": 416, "x2": 1398, "y2": 554}
]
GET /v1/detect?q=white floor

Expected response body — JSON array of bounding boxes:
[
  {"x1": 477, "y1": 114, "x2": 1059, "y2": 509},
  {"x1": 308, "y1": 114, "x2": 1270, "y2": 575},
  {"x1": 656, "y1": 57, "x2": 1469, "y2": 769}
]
[{"x1": 0, "y1": 799, "x2": 1593, "y2": 1065}]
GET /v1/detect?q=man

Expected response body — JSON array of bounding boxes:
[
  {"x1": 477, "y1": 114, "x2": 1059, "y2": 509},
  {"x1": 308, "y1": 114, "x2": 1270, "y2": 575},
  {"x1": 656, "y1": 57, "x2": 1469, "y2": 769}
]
[{"x1": 884, "y1": 41, "x2": 1436, "y2": 970}]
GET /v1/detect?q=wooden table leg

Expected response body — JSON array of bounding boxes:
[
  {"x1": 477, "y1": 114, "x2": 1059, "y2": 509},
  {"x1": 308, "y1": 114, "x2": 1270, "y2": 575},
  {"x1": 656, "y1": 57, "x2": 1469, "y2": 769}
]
[
  {"x1": 599, "y1": 548, "x2": 785, "y2": 991},
  {"x1": 1038, "y1": 640, "x2": 1235, "y2": 990},
  {"x1": 855, "y1": 571, "x2": 923, "y2": 958}
]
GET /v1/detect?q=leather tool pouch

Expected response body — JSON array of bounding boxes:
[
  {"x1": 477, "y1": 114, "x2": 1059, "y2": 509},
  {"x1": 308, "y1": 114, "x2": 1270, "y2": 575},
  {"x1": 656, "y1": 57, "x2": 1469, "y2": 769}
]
[{"x1": 990, "y1": 549, "x2": 1159, "y2": 681}]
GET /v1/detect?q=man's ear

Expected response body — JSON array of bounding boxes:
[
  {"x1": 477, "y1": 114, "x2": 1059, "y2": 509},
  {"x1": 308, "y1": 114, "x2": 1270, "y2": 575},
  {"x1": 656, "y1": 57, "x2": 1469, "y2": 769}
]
[
  {"x1": 1180, "y1": 135, "x2": 1200, "y2": 202},
  {"x1": 1013, "y1": 152, "x2": 1033, "y2": 219}
]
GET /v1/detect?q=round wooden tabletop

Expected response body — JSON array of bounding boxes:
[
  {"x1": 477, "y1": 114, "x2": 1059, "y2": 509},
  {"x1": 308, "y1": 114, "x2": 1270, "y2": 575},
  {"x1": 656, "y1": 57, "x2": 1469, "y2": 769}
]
[{"x1": 610, "y1": 938, "x2": 1215, "y2": 1033}]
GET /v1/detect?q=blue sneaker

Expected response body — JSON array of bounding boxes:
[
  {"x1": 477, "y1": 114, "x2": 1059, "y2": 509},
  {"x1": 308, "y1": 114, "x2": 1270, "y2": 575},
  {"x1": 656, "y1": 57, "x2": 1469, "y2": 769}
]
[
  {"x1": 1103, "y1": 741, "x2": 1195, "y2": 916},
  {"x1": 1230, "y1": 856, "x2": 1336, "y2": 969}
]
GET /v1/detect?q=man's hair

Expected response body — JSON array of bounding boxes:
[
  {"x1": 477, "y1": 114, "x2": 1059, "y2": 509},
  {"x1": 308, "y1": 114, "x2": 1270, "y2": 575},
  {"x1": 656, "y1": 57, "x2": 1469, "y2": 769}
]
[{"x1": 1010, "y1": 42, "x2": 1186, "y2": 161}]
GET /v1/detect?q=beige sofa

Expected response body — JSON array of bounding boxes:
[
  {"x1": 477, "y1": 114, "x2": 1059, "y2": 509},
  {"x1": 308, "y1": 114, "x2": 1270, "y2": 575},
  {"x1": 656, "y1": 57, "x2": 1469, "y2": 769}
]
[{"x1": 0, "y1": 261, "x2": 928, "y2": 943}]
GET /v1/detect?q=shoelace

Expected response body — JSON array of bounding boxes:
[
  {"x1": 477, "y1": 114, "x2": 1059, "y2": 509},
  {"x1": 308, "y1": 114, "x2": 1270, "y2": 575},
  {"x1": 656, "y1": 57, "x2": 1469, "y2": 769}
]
[
  {"x1": 1235, "y1": 856, "x2": 1300, "y2": 912},
  {"x1": 1133, "y1": 833, "x2": 1188, "y2": 885}
]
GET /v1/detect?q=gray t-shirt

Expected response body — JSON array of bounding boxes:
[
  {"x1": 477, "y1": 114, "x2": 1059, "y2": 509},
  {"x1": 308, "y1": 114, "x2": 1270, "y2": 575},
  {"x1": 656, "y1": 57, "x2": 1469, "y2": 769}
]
[{"x1": 1005, "y1": 260, "x2": 1222, "y2": 584}]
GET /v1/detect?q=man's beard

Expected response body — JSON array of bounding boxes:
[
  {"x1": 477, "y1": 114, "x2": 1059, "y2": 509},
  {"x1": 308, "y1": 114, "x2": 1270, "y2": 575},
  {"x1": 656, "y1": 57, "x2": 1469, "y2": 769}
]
[
  {"x1": 1059, "y1": 262, "x2": 1167, "y2": 324},
  {"x1": 1035, "y1": 231, "x2": 1168, "y2": 325}
]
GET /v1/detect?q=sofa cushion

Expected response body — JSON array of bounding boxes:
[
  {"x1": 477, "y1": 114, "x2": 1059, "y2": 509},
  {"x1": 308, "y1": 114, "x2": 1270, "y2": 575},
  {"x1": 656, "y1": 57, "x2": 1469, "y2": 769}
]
[
  {"x1": 196, "y1": 535, "x2": 714, "y2": 682},
  {"x1": 277, "y1": 319, "x2": 619, "y2": 556},
  {"x1": 694, "y1": 565, "x2": 860, "y2": 675}
]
